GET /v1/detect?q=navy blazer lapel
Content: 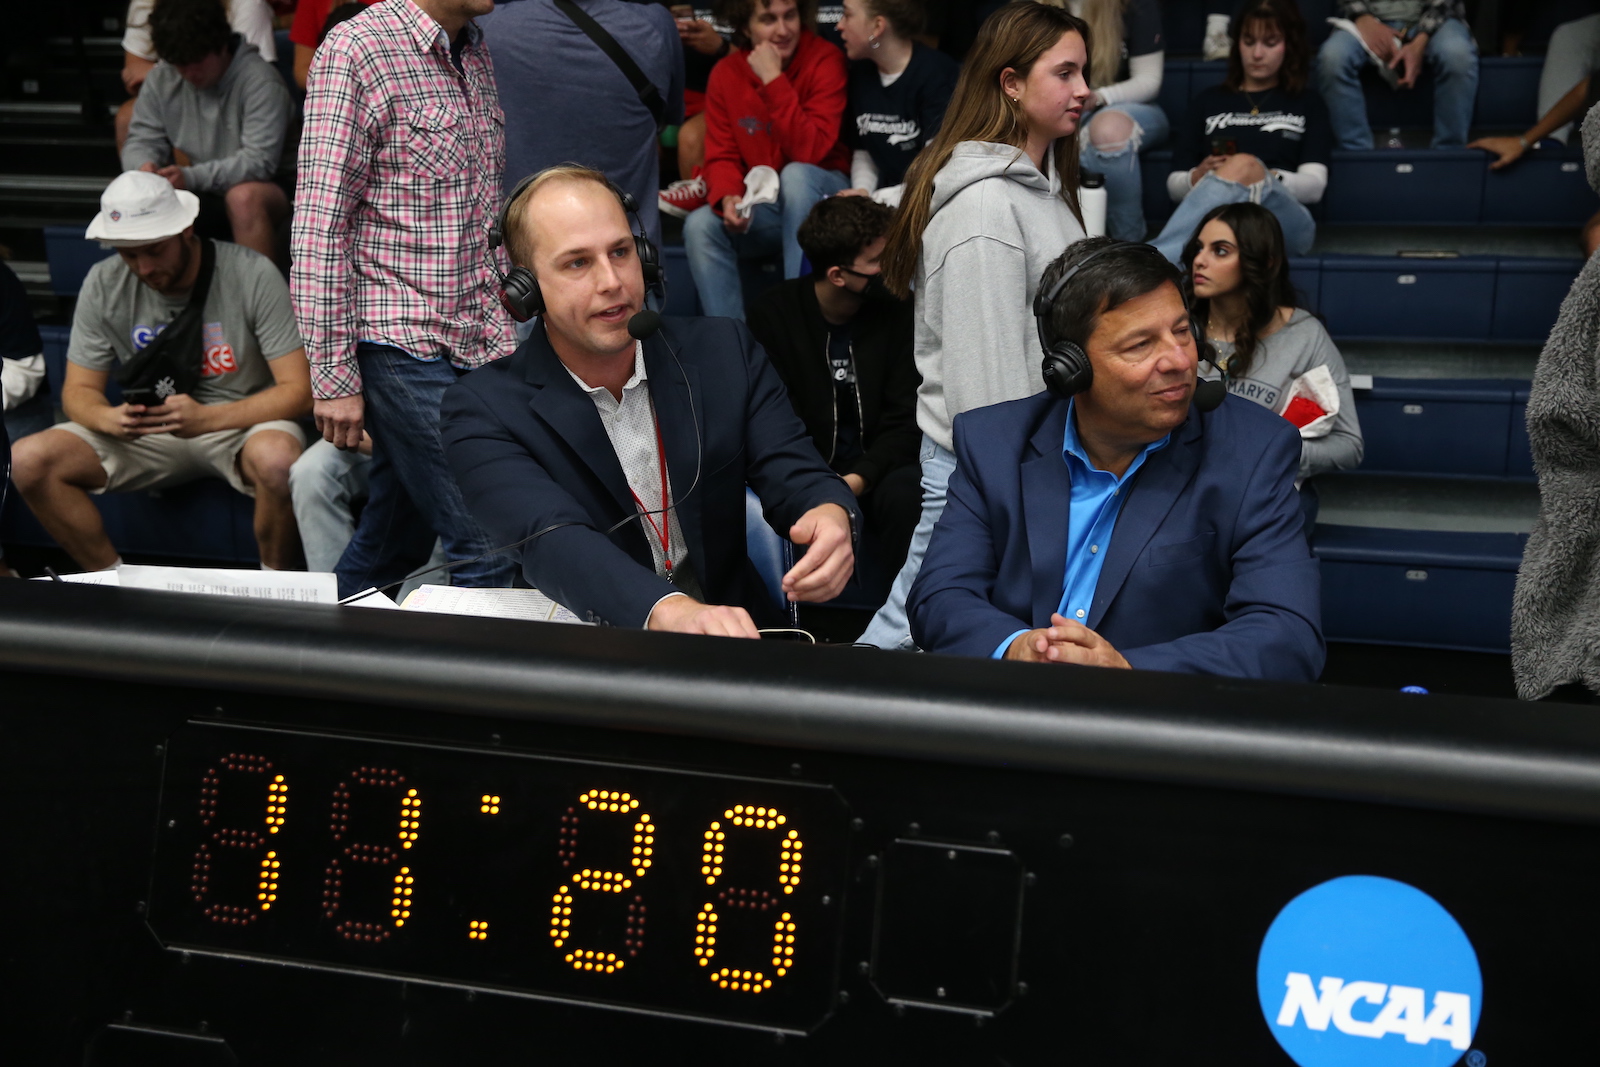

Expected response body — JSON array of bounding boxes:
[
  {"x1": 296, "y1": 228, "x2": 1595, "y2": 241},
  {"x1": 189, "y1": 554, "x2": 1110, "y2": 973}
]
[
  {"x1": 1021, "y1": 401, "x2": 1071, "y2": 628},
  {"x1": 521, "y1": 328, "x2": 633, "y2": 514},
  {"x1": 642, "y1": 338, "x2": 705, "y2": 574},
  {"x1": 1088, "y1": 415, "x2": 1203, "y2": 629}
]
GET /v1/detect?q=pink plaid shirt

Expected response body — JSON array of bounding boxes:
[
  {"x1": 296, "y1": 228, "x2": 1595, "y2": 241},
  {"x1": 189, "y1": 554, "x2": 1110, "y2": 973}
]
[{"x1": 290, "y1": 0, "x2": 514, "y2": 399}]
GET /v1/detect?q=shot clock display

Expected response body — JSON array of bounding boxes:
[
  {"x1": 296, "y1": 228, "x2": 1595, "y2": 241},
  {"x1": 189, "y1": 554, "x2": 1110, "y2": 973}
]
[{"x1": 149, "y1": 724, "x2": 851, "y2": 1031}]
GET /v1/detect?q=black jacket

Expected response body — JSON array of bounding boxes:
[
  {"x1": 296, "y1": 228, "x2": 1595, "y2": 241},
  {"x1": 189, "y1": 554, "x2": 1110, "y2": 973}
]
[
  {"x1": 747, "y1": 278, "x2": 922, "y2": 491},
  {"x1": 441, "y1": 316, "x2": 858, "y2": 628}
]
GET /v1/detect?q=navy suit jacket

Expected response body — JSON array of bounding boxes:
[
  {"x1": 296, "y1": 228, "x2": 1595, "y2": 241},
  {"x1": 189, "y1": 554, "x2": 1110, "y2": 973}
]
[
  {"x1": 907, "y1": 393, "x2": 1324, "y2": 682},
  {"x1": 441, "y1": 316, "x2": 858, "y2": 628}
]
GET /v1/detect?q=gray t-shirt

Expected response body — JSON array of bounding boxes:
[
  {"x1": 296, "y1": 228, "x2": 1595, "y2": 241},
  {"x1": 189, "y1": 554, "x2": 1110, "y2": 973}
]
[
  {"x1": 1206, "y1": 308, "x2": 1364, "y2": 481},
  {"x1": 68, "y1": 240, "x2": 304, "y2": 406}
]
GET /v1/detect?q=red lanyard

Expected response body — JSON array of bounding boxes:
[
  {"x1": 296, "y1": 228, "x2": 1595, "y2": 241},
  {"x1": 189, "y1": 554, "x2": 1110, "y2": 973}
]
[{"x1": 629, "y1": 412, "x2": 672, "y2": 573}]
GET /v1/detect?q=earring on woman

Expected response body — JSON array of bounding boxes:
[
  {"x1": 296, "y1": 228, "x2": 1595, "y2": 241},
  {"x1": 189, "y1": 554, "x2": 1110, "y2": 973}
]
[{"x1": 869, "y1": 34, "x2": 880, "y2": 49}]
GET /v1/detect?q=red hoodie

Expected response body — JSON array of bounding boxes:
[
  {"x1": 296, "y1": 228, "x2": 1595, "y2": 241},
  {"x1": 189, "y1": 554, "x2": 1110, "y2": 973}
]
[{"x1": 701, "y1": 31, "x2": 850, "y2": 212}]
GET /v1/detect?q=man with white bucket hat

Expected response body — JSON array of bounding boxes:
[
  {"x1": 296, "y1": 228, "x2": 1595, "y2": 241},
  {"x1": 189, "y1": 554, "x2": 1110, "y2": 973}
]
[{"x1": 10, "y1": 171, "x2": 311, "y2": 571}]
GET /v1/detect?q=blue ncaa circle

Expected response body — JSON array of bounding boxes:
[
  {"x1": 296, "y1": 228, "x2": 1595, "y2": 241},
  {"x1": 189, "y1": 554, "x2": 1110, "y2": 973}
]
[{"x1": 1256, "y1": 875, "x2": 1481, "y2": 1067}]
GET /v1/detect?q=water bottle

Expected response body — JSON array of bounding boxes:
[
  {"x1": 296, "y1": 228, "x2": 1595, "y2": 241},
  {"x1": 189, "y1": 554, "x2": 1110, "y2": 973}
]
[
  {"x1": 1080, "y1": 170, "x2": 1108, "y2": 238},
  {"x1": 1385, "y1": 127, "x2": 1404, "y2": 150}
]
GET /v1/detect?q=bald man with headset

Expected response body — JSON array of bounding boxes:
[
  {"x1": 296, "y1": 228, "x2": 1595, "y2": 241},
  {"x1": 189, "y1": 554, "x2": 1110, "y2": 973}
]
[
  {"x1": 441, "y1": 165, "x2": 858, "y2": 636},
  {"x1": 907, "y1": 238, "x2": 1323, "y2": 681}
]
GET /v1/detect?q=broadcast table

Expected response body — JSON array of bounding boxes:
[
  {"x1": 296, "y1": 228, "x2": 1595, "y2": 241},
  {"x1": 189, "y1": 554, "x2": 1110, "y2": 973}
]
[{"x1": 0, "y1": 582, "x2": 1595, "y2": 1065}]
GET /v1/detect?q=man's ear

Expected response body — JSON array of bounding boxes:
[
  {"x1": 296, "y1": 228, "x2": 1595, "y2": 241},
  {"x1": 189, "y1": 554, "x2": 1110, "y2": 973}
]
[{"x1": 823, "y1": 265, "x2": 849, "y2": 289}]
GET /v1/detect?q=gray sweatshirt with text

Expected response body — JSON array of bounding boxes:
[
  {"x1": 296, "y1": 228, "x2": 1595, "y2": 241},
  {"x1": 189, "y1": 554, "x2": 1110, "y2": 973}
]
[
  {"x1": 913, "y1": 140, "x2": 1085, "y2": 452},
  {"x1": 122, "y1": 40, "x2": 292, "y2": 195}
]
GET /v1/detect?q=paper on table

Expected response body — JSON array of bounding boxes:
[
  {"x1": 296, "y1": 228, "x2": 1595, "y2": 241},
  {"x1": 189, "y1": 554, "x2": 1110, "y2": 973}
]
[
  {"x1": 29, "y1": 570, "x2": 122, "y2": 585},
  {"x1": 343, "y1": 589, "x2": 400, "y2": 609},
  {"x1": 117, "y1": 565, "x2": 338, "y2": 603},
  {"x1": 401, "y1": 584, "x2": 589, "y2": 625}
]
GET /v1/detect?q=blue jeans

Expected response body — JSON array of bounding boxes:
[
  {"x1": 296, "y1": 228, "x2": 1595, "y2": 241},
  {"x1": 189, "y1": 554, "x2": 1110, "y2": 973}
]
[
  {"x1": 1080, "y1": 101, "x2": 1170, "y2": 242},
  {"x1": 1316, "y1": 17, "x2": 1479, "y2": 149},
  {"x1": 1152, "y1": 172, "x2": 1316, "y2": 264},
  {"x1": 334, "y1": 343, "x2": 515, "y2": 599},
  {"x1": 857, "y1": 433, "x2": 957, "y2": 650},
  {"x1": 683, "y1": 162, "x2": 850, "y2": 320}
]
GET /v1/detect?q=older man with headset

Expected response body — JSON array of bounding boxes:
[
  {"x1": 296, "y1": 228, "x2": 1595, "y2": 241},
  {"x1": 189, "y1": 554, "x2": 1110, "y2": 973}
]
[
  {"x1": 441, "y1": 164, "x2": 858, "y2": 636},
  {"x1": 907, "y1": 237, "x2": 1323, "y2": 681}
]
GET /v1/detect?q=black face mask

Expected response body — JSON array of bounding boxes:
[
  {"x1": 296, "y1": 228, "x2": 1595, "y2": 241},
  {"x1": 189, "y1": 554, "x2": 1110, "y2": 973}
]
[{"x1": 843, "y1": 269, "x2": 898, "y2": 304}]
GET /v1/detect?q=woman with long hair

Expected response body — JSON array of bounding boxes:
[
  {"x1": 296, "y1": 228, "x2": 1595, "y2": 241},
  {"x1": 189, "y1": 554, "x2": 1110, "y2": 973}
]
[
  {"x1": 1071, "y1": 0, "x2": 1169, "y2": 241},
  {"x1": 1181, "y1": 202, "x2": 1362, "y2": 481},
  {"x1": 858, "y1": 1, "x2": 1092, "y2": 650},
  {"x1": 1151, "y1": 0, "x2": 1330, "y2": 263}
]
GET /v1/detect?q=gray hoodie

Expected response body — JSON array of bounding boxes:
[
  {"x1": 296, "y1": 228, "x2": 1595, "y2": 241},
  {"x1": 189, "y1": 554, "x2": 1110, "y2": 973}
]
[
  {"x1": 122, "y1": 40, "x2": 292, "y2": 196},
  {"x1": 913, "y1": 140, "x2": 1086, "y2": 452}
]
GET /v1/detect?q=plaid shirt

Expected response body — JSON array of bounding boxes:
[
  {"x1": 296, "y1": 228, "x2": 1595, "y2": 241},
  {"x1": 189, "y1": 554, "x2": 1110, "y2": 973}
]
[
  {"x1": 1336, "y1": 0, "x2": 1467, "y2": 40},
  {"x1": 290, "y1": 0, "x2": 513, "y2": 399}
]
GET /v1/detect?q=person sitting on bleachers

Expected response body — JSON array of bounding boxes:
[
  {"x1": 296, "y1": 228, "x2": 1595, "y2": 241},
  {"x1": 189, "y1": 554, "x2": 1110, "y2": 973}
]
[
  {"x1": 117, "y1": 0, "x2": 278, "y2": 151},
  {"x1": 1072, "y1": 0, "x2": 1168, "y2": 243},
  {"x1": 1182, "y1": 202, "x2": 1363, "y2": 487},
  {"x1": 660, "y1": 4, "x2": 733, "y2": 219},
  {"x1": 1, "y1": 260, "x2": 50, "y2": 447},
  {"x1": 10, "y1": 172, "x2": 310, "y2": 572},
  {"x1": 1152, "y1": 0, "x2": 1329, "y2": 263},
  {"x1": 747, "y1": 196, "x2": 922, "y2": 577},
  {"x1": 906, "y1": 238, "x2": 1323, "y2": 680},
  {"x1": 441, "y1": 165, "x2": 859, "y2": 636},
  {"x1": 834, "y1": 0, "x2": 958, "y2": 208},
  {"x1": 290, "y1": 0, "x2": 381, "y2": 89},
  {"x1": 682, "y1": 0, "x2": 851, "y2": 319},
  {"x1": 1316, "y1": 0, "x2": 1479, "y2": 151},
  {"x1": 122, "y1": 0, "x2": 294, "y2": 264},
  {"x1": 480, "y1": 0, "x2": 685, "y2": 247}
]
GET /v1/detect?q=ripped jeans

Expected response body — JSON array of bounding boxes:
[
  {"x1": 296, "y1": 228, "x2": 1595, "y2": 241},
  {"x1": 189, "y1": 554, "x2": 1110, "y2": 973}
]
[
  {"x1": 1151, "y1": 170, "x2": 1317, "y2": 264},
  {"x1": 1079, "y1": 101, "x2": 1170, "y2": 242}
]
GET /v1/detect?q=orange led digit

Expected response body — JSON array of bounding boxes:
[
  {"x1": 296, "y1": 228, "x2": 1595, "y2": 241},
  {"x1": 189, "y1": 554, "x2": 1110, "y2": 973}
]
[
  {"x1": 697, "y1": 806, "x2": 800, "y2": 993},
  {"x1": 551, "y1": 790, "x2": 653, "y2": 973},
  {"x1": 190, "y1": 753, "x2": 281, "y2": 925},
  {"x1": 321, "y1": 767, "x2": 417, "y2": 943}
]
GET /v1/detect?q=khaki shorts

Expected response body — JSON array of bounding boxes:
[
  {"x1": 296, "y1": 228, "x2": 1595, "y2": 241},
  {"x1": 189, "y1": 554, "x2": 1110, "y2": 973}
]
[{"x1": 54, "y1": 419, "x2": 306, "y2": 497}]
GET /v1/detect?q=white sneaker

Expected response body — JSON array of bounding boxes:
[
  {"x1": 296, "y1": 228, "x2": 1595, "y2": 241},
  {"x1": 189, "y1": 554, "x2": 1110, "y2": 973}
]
[
  {"x1": 1202, "y1": 13, "x2": 1231, "y2": 62},
  {"x1": 658, "y1": 175, "x2": 708, "y2": 219}
]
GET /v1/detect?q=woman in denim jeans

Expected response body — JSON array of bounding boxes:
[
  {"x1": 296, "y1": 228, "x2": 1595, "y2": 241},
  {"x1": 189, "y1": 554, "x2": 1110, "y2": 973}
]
[
  {"x1": 1073, "y1": 0, "x2": 1168, "y2": 242},
  {"x1": 1151, "y1": 0, "x2": 1331, "y2": 264}
]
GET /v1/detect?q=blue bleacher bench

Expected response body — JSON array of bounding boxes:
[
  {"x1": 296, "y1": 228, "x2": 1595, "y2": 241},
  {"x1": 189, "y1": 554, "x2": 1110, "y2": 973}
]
[
  {"x1": 1314, "y1": 255, "x2": 1579, "y2": 343},
  {"x1": 44, "y1": 225, "x2": 114, "y2": 297},
  {"x1": 1509, "y1": 385, "x2": 1535, "y2": 479},
  {"x1": 1354, "y1": 378, "x2": 1529, "y2": 478},
  {"x1": 1314, "y1": 524, "x2": 1525, "y2": 654}
]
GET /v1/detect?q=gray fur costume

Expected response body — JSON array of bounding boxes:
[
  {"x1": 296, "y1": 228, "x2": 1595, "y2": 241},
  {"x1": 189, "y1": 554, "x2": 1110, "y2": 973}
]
[{"x1": 1512, "y1": 104, "x2": 1600, "y2": 699}]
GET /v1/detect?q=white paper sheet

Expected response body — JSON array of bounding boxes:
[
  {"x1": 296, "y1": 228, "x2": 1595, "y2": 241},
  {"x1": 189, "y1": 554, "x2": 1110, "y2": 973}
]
[
  {"x1": 29, "y1": 570, "x2": 121, "y2": 586},
  {"x1": 401, "y1": 584, "x2": 588, "y2": 625},
  {"x1": 117, "y1": 565, "x2": 338, "y2": 603}
]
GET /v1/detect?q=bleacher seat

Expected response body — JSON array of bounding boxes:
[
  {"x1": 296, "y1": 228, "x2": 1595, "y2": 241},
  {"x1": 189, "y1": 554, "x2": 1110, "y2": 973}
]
[
  {"x1": 44, "y1": 224, "x2": 112, "y2": 296},
  {"x1": 1318, "y1": 256, "x2": 1496, "y2": 340},
  {"x1": 1492, "y1": 258, "x2": 1581, "y2": 341},
  {"x1": 1324, "y1": 150, "x2": 1485, "y2": 223},
  {"x1": 1314, "y1": 525, "x2": 1526, "y2": 653},
  {"x1": 1483, "y1": 153, "x2": 1595, "y2": 224},
  {"x1": 660, "y1": 244, "x2": 700, "y2": 316},
  {"x1": 1508, "y1": 385, "x2": 1534, "y2": 480},
  {"x1": 1354, "y1": 378, "x2": 1521, "y2": 477}
]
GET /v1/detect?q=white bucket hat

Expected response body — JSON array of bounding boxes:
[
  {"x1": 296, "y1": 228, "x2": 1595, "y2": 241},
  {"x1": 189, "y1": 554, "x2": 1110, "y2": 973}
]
[{"x1": 84, "y1": 170, "x2": 201, "y2": 247}]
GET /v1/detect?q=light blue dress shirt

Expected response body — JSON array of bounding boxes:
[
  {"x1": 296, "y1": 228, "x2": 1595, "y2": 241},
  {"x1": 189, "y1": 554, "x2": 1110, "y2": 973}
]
[{"x1": 992, "y1": 400, "x2": 1171, "y2": 658}]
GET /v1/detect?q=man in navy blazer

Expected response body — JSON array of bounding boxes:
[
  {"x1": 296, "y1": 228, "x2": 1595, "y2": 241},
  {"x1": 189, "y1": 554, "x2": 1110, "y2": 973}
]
[
  {"x1": 441, "y1": 166, "x2": 858, "y2": 636},
  {"x1": 908, "y1": 239, "x2": 1322, "y2": 681}
]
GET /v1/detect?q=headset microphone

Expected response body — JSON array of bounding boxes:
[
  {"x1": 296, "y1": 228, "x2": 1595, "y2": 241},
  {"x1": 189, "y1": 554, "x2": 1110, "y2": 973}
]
[
  {"x1": 1193, "y1": 359, "x2": 1227, "y2": 413},
  {"x1": 627, "y1": 309, "x2": 663, "y2": 340}
]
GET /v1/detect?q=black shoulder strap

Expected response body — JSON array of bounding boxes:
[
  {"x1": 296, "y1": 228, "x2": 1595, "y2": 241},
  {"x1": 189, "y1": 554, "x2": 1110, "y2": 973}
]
[{"x1": 553, "y1": 0, "x2": 667, "y2": 129}]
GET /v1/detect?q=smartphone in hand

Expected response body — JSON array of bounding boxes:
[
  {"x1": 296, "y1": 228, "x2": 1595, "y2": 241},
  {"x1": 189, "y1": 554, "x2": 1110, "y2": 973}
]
[{"x1": 1210, "y1": 136, "x2": 1238, "y2": 157}]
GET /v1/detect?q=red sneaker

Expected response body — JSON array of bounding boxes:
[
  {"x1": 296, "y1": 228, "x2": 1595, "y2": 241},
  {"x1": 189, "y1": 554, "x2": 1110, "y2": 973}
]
[{"x1": 658, "y1": 175, "x2": 707, "y2": 219}]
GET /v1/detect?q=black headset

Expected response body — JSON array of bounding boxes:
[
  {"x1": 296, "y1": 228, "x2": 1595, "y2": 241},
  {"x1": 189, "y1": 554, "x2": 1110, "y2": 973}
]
[
  {"x1": 1035, "y1": 240, "x2": 1226, "y2": 413},
  {"x1": 488, "y1": 173, "x2": 664, "y2": 323}
]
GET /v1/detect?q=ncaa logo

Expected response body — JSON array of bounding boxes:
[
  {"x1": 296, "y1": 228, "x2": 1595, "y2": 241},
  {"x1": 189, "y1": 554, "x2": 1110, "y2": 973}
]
[{"x1": 1257, "y1": 876, "x2": 1481, "y2": 1066}]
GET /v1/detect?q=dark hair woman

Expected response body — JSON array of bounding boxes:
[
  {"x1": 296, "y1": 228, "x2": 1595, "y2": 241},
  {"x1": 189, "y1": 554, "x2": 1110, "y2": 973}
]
[
  {"x1": 859, "y1": 1, "x2": 1092, "y2": 649},
  {"x1": 1149, "y1": 0, "x2": 1331, "y2": 264},
  {"x1": 1181, "y1": 202, "x2": 1362, "y2": 481}
]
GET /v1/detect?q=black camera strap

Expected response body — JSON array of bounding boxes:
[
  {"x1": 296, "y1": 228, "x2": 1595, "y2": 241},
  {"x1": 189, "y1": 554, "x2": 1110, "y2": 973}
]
[
  {"x1": 553, "y1": 0, "x2": 667, "y2": 129},
  {"x1": 114, "y1": 237, "x2": 216, "y2": 400}
]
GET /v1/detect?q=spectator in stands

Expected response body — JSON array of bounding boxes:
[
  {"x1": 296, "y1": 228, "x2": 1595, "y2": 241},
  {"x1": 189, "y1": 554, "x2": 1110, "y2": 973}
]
[
  {"x1": 118, "y1": 0, "x2": 277, "y2": 151},
  {"x1": 1513, "y1": 104, "x2": 1600, "y2": 702},
  {"x1": 1182, "y1": 203, "x2": 1363, "y2": 484},
  {"x1": 747, "y1": 196, "x2": 921, "y2": 576},
  {"x1": 1071, "y1": 0, "x2": 1167, "y2": 242},
  {"x1": 835, "y1": 0, "x2": 959, "y2": 208},
  {"x1": 1534, "y1": 12, "x2": 1600, "y2": 145},
  {"x1": 10, "y1": 172, "x2": 309, "y2": 572},
  {"x1": 481, "y1": 0, "x2": 684, "y2": 247},
  {"x1": 293, "y1": 0, "x2": 517, "y2": 600},
  {"x1": 122, "y1": 0, "x2": 294, "y2": 264},
  {"x1": 659, "y1": 4, "x2": 732, "y2": 216},
  {"x1": 0, "y1": 260, "x2": 51, "y2": 579},
  {"x1": 1316, "y1": 0, "x2": 1479, "y2": 150},
  {"x1": 291, "y1": 0, "x2": 382, "y2": 89},
  {"x1": 1153, "y1": 0, "x2": 1329, "y2": 263},
  {"x1": 859, "y1": 1, "x2": 1091, "y2": 649},
  {"x1": 907, "y1": 238, "x2": 1323, "y2": 680},
  {"x1": 442, "y1": 166, "x2": 858, "y2": 635},
  {"x1": 680, "y1": 0, "x2": 851, "y2": 319}
]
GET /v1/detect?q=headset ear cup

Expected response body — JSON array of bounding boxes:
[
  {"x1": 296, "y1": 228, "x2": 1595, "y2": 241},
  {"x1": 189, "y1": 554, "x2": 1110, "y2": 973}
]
[
  {"x1": 500, "y1": 266, "x2": 544, "y2": 323},
  {"x1": 1041, "y1": 342, "x2": 1092, "y2": 400},
  {"x1": 636, "y1": 235, "x2": 662, "y2": 288}
]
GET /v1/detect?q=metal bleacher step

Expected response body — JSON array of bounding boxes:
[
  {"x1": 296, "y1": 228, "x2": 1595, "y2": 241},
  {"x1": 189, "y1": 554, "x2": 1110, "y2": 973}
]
[
  {"x1": 1311, "y1": 225, "x2": 1581, "y2": 260},
  {"x1": 1317, "y1": 474, "x2": 1537, "y2": 535}
]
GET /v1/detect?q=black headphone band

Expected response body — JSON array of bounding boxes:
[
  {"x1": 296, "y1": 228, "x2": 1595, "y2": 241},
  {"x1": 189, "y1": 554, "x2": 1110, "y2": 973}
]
[
  {"x1": 1033, "y1": 241, "x2": 1181, "y2": 349},
  {"x1": 490, "y1": 172, "x2": 646, "y2": 255}
]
